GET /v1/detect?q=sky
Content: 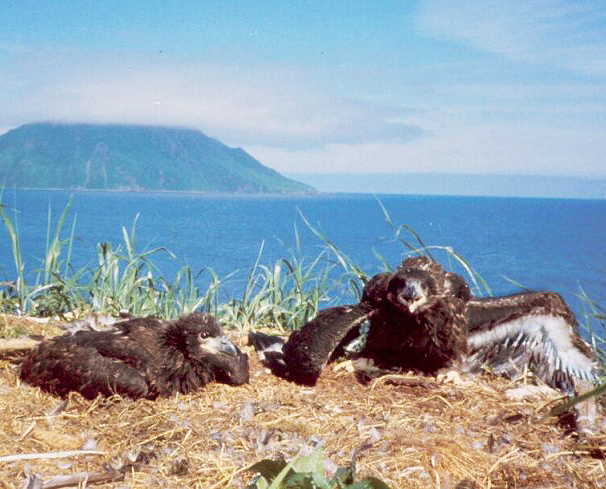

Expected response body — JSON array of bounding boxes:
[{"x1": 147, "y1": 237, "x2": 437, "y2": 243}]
[{"x1": 1, "y1": 0, "x2": 606, "y2": 184}]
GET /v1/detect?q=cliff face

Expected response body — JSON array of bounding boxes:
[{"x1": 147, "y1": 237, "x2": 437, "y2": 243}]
[{"x1": 0, "y1": 123, "x2": 315, "y2": 194}]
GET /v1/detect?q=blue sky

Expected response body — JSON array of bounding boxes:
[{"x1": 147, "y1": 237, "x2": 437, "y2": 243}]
[{"x1": 2, "y1": 1, "x2": 606, "y2": 180}]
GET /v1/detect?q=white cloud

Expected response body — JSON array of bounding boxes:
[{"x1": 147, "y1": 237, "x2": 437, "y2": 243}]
[
  {"x1": 416, "y1": 0, "x2": 606, "y2": 76},
  {"x1": 0, "y1": 50, "x2": 423, "y2": 148},
  {"x1": 249, "y1": 120, "x2": 606, "y2": 178}
]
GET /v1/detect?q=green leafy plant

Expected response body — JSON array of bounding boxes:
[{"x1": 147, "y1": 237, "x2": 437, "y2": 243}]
[
  {"x1": 0, "y1": 198, "x2": 223, "y2": 318},
  {"x1": 245, "y1": 447, "x2": 392, "y2": 489}
]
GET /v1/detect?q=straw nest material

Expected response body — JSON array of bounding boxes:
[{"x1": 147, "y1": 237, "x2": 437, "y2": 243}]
[{"x1": 1, "y1": 315, "x2": 606, "y2": 489}]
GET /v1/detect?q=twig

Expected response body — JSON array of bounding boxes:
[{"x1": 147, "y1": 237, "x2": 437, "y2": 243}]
[
  {"x1": 544, "y1": 447, "x2": 606, "y2": 461},
  {"x1": 370, "y1": 374, "x2": 437, "y2": 390},
  {"x1": 0, "y1": 450, "x2": 106, "y2": 463},
  {"x1": 484, "y1": 447, "x2": 520, "y2": 482},
  {"x1": 43, "y1": 470, "x2": 124, "y2": 489},
  {"x1": 209, "y1": 465, "x2": 250, "y2": 489},
  {"x1": 19, "y1": 421, "x2": 37, "y2": 440}
]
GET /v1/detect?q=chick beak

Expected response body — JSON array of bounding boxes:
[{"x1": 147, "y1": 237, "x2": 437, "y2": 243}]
[
  {"x1": 397, "y1": 280, "x2": 427, "y2": 313},
  {"x1": 200, "y1": 336, "x2": 239, "y2": 356}
]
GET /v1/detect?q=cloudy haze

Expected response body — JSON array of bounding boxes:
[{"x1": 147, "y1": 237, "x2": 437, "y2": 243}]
[{"x1": 2, "y1": 1, "x2": 605, "y2": 185}]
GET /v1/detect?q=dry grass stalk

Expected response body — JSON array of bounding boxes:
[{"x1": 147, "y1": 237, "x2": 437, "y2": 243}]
[{"x1": 0, "y1": 316, "x2": 605, "y2": 488}]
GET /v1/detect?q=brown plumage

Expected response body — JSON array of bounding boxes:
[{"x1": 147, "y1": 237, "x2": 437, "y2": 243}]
[
  {"x1": 359, "y1": 256, "x2": 471, "y2": 374},
  {"x1": 20, "y1": 313, "x2": 249, "y2": 400},
  {"x1": 249, "y1": 256, "x2": 468, "y2": 385},
  {"x1": 251, "y1": 256, "x2": 601, "y2": 395},
  {"x1": 248, "y1": 306, "x2": 368, "y2": 386}
]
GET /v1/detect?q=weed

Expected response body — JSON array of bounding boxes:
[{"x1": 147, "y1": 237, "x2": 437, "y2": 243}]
[{"x1": 245, "y1": 446, "x2": 392, "y2": 489}]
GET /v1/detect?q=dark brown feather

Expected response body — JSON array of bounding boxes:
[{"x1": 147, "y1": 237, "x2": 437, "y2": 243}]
[
  {"x1": 19, "y1": 313, "x2": 249, "y2": 400},
  {"x1": 252, "y1": 255, "x2": 600, "y2": 395},
  {"x1": 283, "y1": 305, "x2": 369, "y2": 385},
  {"x1": 360, "y1": 256, "x2": 469, "y2": 374}
]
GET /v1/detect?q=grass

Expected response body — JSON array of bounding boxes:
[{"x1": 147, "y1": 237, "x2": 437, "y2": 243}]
[
  {"x1": 0, "y1": 197, "x2": 375, "y2": 329},
  {"x1": 0, "y1": 198, "x2": 219, "y2": 320},
  {"x1": 0, "y1": 194, "x2": 603, "y2": 336}
]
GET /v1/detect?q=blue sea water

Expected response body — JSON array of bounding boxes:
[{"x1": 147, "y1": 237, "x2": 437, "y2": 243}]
[{"x1": 1, "y1": 189, "x2": 605, "y2": 327}]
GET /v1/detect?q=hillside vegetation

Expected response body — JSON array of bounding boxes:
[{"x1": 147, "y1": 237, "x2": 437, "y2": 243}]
[{"x1": 0, "y1": 123, "x2": 314, "y2": 194}]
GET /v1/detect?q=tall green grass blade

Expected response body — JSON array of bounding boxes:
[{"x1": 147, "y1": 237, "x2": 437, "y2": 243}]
[
  {"x1": 43, "y1": 195, "x2": 74, "y2": 285},
  {"x1": 420, "y1": 245, "x2": 491, "y2": 296},
  {"x1": 374, "y1": 196, "x2": 434, "y2": 259},
  {"x1": 64, "y1": 213, "x2": 77, "y2": 278},
  {"x1": 547, "y1": 381, "x2": 606, "y2": 418},
  {"x1": 0, "y1": 202, "x2": 26, "y2": 309},
  {"x1": 297, "y1": 208, "x2": 365, "y2": 281}
]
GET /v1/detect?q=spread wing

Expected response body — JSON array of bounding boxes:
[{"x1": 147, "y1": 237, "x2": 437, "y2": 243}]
[
  {"x1": 249, "y1": 304, "x2": 369, "y2": 385},
  {"x1": 462, "y1": 292, "x2": 601, "y2": 395}
]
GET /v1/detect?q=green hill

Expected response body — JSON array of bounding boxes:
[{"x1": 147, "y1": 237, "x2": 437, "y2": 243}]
[{"x1": 0, "y1": 123, "x2": 315, "y2": 194}]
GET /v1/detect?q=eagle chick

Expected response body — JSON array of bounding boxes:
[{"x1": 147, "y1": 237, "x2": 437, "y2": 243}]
[
  {"x1": 251, "y1": 256, "x2": 601, "y2": 397},
  {"x1": 20, "y1": 312, "x2": 249, "y2": 400}
]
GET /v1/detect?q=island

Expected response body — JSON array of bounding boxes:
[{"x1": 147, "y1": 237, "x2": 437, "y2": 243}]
[{"x1": 0, "y1": 123, "x2": 315, "y2": 194}]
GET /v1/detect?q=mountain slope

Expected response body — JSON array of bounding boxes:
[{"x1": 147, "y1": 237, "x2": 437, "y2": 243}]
[{"x1": 0, "y1": 123, "x2": 315, "y2": 194}]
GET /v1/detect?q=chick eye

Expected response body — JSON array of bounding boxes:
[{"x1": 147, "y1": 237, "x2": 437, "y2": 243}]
[{"x1": 199, "y1": 332, "x2": 210, "y2": 339}]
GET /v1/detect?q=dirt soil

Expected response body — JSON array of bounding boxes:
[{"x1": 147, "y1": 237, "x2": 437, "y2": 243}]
[{"x1": 1, "y1": 314, "x2": 605, "y2": 489}]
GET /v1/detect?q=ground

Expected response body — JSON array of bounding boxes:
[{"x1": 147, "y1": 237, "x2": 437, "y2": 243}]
[{"x1": 1, "y1": 314, "x2": 606, "y2": 488}]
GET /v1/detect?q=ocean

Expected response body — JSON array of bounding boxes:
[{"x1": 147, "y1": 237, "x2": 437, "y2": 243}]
[{"x1": 1, "y1": 189, "x2": 605, "y2": 326}]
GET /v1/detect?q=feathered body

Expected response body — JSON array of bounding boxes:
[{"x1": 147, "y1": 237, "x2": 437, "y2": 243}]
[
  {"x1": 250, "y1": 257, "x2": 470, "y2": 385},
  {"x1": 250, "y1": 256, "x2": 601, "y2": 395},
  {"x1": 20, "y1": 313, "x2": 249, "y2": 400},
  {"x1": 359, "y1": 257, "x2": 471, "y2": 374}
]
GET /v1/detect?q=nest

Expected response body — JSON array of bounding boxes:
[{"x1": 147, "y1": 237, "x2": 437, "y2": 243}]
[{"x1": 1, "y1": 315, "x2": 606, "y2": 488}]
